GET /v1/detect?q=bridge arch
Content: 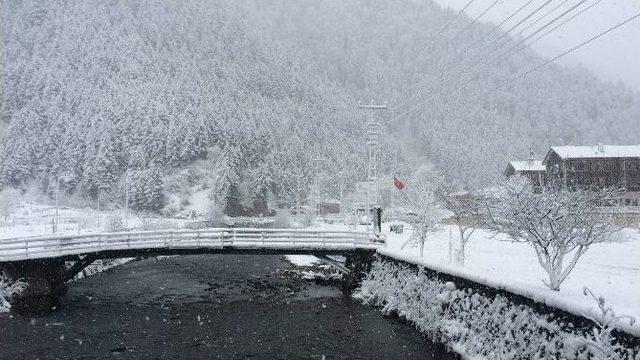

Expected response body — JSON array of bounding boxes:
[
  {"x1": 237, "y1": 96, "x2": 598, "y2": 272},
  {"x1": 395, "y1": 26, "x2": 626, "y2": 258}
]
[{"x1": 1, "y1": 228, "x2": 384, "y2": 312}]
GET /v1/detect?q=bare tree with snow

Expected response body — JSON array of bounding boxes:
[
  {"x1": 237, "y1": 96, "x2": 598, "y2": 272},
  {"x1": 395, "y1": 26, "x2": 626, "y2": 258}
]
[
  {"x1": 486, "y1": 177, "x2": 621, "y2": 291},
  {"x1": 398, "y1": 166, "x2": 444, "y2": 257},
  {"x1": 435, "y1": 184, "x2": 485, "y2": 266}
]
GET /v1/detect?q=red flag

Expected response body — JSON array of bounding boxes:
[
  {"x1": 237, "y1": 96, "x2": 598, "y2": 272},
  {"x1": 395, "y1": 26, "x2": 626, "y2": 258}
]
[{"x1": 393, "y1": 176, "x2": 405, "y2": 190}]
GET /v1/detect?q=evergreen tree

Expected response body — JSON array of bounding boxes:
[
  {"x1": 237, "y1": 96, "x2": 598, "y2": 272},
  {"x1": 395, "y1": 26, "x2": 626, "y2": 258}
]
[
  {"x1": 144, "y1": 167, "x2": 164, "y2": 212},
  {"x1": 224, "y1": 183, "x2": 244, "y2": 217}
]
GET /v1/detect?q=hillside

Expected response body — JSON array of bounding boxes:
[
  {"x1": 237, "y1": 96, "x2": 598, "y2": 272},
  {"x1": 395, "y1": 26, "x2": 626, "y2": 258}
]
[{"x1": 1, "y1": 0, "x2": 639, "y2": 211}]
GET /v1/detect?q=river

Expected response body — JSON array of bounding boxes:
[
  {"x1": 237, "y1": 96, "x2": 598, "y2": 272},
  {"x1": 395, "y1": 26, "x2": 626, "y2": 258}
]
[{"x1": 0, "y1": 254, "x2": 458, "y2": 359}]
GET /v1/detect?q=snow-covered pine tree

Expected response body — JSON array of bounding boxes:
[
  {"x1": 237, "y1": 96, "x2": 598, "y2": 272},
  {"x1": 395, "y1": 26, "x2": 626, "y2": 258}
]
[{"x1": 144, "y1": 166, "x2": 164, "y2": 212}]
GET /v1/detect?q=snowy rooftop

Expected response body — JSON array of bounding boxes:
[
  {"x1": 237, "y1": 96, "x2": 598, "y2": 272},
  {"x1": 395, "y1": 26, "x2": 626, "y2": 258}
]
[
  {"x1": 547, "y1": 145, "x2": 640, "y2": 160},
  {"x1": 508, "y1": 160, "x2": 545, "y2": 172}
]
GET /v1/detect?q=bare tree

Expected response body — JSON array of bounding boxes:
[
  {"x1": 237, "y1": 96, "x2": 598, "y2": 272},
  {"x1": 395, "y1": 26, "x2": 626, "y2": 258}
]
[
  {"x1": 487, "y1": 177, "x2": 621, "y2": 291},
  {"x1": 398, "y1": 167, "x2": 444, "y2": 257},
  {"x1": 436, "y1": 184, "x2": 485, "y2": 266},
  {"x1": 0, "y1": 188, "x2": 21, "y2": 223}
]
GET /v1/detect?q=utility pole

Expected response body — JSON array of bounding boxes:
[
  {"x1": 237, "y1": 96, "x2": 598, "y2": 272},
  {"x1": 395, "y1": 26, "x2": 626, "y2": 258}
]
[
  {"x1": 53, "y1": 178, "x2": 59, "y2": 234},
  {"x1": 358, "y1": 100, "x2": 387, "y2": 226}
]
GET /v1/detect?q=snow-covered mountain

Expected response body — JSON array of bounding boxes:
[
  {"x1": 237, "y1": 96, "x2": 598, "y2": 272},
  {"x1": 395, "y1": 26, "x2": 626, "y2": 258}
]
[{"x1": 1, "y1": 0, "x2": 638, "y2": 211}]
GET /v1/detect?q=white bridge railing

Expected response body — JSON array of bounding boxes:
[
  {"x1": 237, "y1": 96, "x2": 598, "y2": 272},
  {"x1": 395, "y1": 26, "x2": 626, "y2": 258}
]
[{"x1": 0, "y1": 228, "x2": 385, "y2": 262}]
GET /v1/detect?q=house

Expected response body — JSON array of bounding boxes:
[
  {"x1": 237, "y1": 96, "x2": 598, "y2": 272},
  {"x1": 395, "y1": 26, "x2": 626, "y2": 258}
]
[
  {"x1": 317, "y1": 199, "x2": 341, "y2": 215},
  {"x1": 504, "y1": 158, "x2": 546, "y2": 188},
  {"x1": 543, "y1": 145, "x2": 640, "y2": 206}
]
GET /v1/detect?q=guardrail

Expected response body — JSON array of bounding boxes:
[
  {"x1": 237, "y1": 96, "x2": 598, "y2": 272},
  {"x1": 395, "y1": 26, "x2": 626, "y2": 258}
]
[{"x1": 0, "y1": 228, "x2": 385, "y2": 262}]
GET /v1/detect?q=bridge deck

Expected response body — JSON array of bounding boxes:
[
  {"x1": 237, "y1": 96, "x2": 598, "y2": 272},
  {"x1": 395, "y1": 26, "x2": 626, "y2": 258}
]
[{"x1": 0, "y1": 228, "x2": 385, "y2": 263}]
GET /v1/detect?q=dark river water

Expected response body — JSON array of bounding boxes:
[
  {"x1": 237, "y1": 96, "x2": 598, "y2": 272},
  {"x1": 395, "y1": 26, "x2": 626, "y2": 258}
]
[{"x1": 0, "y1": 255, "x2": 457, "y2": 359}]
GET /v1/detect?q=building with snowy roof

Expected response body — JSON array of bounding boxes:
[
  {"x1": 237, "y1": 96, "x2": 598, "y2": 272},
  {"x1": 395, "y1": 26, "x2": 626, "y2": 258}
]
[
  {"x1": 543, "y1": 144, "x2": 640, "y2": 206},
  {"x1": 504, "y1": 158, "x2": 546, "y2": 188}
]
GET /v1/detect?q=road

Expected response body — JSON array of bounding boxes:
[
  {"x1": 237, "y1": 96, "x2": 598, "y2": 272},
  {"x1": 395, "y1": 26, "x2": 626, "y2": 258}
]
[{"x1": 0, "y1": 254, "x2": 458, "y2": 359}]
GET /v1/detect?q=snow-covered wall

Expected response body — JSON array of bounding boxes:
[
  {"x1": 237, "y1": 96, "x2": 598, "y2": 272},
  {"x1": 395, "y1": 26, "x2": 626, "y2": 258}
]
[{"x1": 356, "y1": 257, "x2": 639, "y2": 360}]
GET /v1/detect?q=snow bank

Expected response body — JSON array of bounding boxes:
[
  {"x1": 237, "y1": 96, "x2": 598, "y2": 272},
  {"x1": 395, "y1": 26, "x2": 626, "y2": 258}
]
[
  {"x1": 284, "y1": 255, "x2": 320, "y2": 267},
  {"x1": 378, "y1": 225, "x2": 640, "y2": 337},
  {"x1": 357, "y1": 258, "x2": 639, "y2": 359}
]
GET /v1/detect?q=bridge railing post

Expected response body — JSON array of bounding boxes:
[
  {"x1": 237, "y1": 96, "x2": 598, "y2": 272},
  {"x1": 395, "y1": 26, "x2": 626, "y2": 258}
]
[{"x1": 232, "y1": 229, "x2": 237, "y2": 246}]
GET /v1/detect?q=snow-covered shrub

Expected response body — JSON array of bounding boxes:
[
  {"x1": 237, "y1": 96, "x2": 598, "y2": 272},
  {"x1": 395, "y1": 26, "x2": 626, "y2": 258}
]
[
  {"x1": 0, "y1": 272, "x2": 26, "y2": 312},
  {"x1": 357, "y1": 258, "x2": 639, "y2": 360},
  {"x1": 565, "y1": 287, "x2": 637, "y2": 360},
  {"x1": 273, "y1": 209, "x2": 291, "y2": 229},
  {"x1": 105, "y1": 214, "x2": 124, "y2": 232},
  {"x1": 206, "y1": 202, "x2": 226, "y2": 227}
]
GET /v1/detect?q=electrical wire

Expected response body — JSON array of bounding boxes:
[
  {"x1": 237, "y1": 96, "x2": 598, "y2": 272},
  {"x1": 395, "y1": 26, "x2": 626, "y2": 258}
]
[{"x1": 490, "y1": 12, "x2": 640, "y2": 93}]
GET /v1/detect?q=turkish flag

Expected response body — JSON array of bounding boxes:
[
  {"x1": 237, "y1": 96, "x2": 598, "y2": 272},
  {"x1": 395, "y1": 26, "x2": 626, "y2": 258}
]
[{"x1": 393, "y1": 176, "x2": 405, "y2": 191}]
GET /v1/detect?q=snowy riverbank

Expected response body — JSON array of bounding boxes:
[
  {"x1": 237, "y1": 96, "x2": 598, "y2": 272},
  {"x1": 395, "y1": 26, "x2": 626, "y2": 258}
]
[
  {"x1": 307, "y1": 221, "x2": 640, "y2": 337},
  {"x1": 357, "y1": 257, "x2": 639, "y2": 359}
]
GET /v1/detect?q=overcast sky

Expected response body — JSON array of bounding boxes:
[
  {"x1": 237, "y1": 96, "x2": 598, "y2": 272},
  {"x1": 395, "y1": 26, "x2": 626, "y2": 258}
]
[{"x1": 433, "y1": 0, "x2": 640, "y2": 91}]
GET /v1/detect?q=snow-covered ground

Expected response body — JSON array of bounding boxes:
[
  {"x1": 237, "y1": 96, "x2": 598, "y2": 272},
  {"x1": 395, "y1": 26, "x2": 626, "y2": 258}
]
[
  {"x1": 307, "y1": 220, "x2": 640, "y2": 336},
  {"x1": 378, "y1": 223, "x2": 640, "y2": 336},
  {"x1": 0, "y1": 203, "x2": 183, "y2": 239}
]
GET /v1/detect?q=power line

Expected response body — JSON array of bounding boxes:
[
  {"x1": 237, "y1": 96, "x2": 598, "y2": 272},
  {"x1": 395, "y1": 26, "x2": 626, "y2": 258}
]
[
  {"x1": 436, "y1": 0, "x2": 480, "y2": 36},
  {"x1": 435, "y1": 0, "x2": 557, "y2": 89},
  {"x1": 450, "y1": 0, "x2": 501, "y2": 41},
  {"x1": 461, "y1": 0, "x2": 555, "y2": 69},
  {"x1": 413, "y1": 0, "x2": 481, "y2": 60},
  {"x1": 399, "y1": 0, "x2": 503, "y2": 111},
  {"x1": 516, "y1": 0, "x2": 571, "y2": 38},
  {"x1": 481, "y1": 0, "x2": 600, "y2": 77},
  {"x1": 490, "y1": 12, "x2": 640, "y2": 93},
  {"x1": 457, "y1": 0, "x2": 537, "y2": 60},
  {"x1": 401, "y1": 0, "x2": 551, "y2": 113},
  {"x1": 389, "y1": 6, "x2": 638, "y2": 126},
  {"x1": 464, "y1": 0, "x2": 590, "y2": 82},
  {"x1": 431, "y1": 0, "x2": 537, "y2": 87},
  {"x1": 516, "y1": 0, "x2": 604, "y2": 56}
]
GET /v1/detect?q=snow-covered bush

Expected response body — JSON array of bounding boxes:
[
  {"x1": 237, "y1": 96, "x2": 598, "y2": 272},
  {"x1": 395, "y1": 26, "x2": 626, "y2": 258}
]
[
  {"x1": 273, "y1": 209, "x2": 291, "y2": 229},
  {"x1": 206, "y1": 202, "x2": 226, "y2": 227},
  {"x1": 0, "y1": 272, "x2": 26, "y2": 313},
  {"x1": 566, "y1": 287, "x2": 637, "y2": 359},
  {"x1": 357, "y1": 258, "x2": 639, "y2": 360},
  {"x1": 104, "y1": 214, "x2": 124, "y2": 232}
]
